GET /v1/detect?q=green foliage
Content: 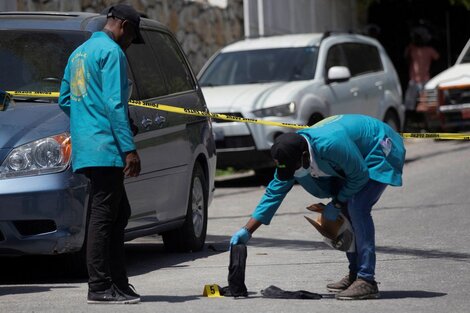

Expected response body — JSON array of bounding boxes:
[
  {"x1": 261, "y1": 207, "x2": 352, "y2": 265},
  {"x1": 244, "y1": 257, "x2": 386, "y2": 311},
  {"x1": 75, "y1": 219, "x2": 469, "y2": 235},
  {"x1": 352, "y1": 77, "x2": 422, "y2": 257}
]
[{"x1": 449, "y1": 0, "x2": 470, "y2": 9}]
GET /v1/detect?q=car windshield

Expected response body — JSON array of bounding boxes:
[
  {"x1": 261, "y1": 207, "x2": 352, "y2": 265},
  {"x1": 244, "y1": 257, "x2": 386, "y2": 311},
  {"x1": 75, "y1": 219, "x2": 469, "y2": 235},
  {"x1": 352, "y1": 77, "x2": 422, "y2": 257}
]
[
  {"x1": 0, "y1": 30, "x2": 89, "y2": 98},
  {"x1": 460, "y1": 45, "x2": 470, "y2": 63},
  {"x1": 199, "y1": 47, "x2": 318, "y2": 86}
]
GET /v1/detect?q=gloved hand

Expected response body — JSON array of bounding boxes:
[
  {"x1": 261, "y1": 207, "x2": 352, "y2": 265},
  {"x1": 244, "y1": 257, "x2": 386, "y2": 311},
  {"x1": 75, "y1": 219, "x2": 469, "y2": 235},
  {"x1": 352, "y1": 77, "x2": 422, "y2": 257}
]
[
  {"x1": 230, "y1": 227, "x2": 252, "y2": 246},
  {"x1": 323, "y1": 202, "x2": 341, "y2": 221}
]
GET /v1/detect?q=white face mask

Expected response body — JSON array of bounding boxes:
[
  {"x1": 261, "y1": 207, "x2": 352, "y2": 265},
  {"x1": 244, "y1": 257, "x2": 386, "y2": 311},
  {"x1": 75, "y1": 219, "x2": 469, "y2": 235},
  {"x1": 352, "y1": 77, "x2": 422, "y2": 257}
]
[{"x1": 294, "y1": 166, "x2": 310, "y2": 178}]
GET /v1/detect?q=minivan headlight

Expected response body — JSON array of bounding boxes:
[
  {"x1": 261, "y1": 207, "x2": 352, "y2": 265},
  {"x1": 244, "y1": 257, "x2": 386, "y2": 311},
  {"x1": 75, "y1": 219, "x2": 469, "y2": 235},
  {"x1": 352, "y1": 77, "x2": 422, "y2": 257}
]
[
  {"x1": 252, "y1": 102, "x2": 296, "y2": 117},
  {"x1": 0, "y1": 133, "x2": 71, "y2": 179}
]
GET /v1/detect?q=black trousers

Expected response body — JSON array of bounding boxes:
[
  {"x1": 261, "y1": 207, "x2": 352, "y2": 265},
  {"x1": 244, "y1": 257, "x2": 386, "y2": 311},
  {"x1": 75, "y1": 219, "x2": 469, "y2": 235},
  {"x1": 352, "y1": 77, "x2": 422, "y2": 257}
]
[{"x1": 84, "y1": 167, "x2": 131, "y2": 292}]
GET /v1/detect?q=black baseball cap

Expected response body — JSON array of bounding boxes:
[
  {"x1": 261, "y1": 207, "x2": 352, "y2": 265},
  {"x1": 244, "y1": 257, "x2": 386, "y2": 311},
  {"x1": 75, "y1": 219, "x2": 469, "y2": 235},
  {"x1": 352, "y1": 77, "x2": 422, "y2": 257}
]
[
  {"x1": 271, "y1": 132, "x2": 307, "y2": 180},
  {"x1": 104, "y1": 4, "x2": 145, "y2": 44}
]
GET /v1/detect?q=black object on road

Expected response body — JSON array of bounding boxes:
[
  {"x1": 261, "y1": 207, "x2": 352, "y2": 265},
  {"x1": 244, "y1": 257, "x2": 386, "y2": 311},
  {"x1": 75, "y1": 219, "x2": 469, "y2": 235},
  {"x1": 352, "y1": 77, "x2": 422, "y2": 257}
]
[
  {"x1": 261, "y1": 285, "x2": 322, "y2": 299},
  {"x1": 224, "y1": 244, "x2": 248, "y2": 297}
]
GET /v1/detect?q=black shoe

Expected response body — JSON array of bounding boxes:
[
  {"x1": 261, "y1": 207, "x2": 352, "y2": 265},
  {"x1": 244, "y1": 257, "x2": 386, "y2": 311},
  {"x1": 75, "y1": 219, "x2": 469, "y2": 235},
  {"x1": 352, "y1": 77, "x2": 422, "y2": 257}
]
[
  {"x1": 119, "y1": 283, "x2": 140, "y2": 298},
  {"x1": 87, "y1": 285, "x2": 140, "y2": 304}
]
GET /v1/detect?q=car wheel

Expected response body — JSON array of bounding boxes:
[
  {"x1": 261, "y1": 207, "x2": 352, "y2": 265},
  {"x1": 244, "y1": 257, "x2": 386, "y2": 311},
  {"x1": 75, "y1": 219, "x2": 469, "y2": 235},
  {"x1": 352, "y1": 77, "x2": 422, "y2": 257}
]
[
  {"x1": 162, "y1": 163, "x2": 207, "y2": 252},
  {"x1": 384, "y1": 111, "x2": 400, "y2": 132},
  {"x1": 63, "y1": 245, "x2": 87, "y2": 277},
  {"x1": 308, "y1": 113, "x2": 324, "y2": 126},
  {"x1": 254, "y1": 167, "x2": 275, "y2": 185}
]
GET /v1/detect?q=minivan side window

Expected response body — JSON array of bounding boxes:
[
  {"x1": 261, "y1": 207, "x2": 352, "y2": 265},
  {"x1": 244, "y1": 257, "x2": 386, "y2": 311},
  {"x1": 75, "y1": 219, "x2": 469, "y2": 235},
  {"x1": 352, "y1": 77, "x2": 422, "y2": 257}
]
[
  {"x1": 146, "y1": 31, "x2": 195, "y2": 94},
  {"x1": 342, "y1": 43, "x2": 383, "y2": 77},
  {"x1": 126, "y1": 35, "x2": 167, "y2": 99}
]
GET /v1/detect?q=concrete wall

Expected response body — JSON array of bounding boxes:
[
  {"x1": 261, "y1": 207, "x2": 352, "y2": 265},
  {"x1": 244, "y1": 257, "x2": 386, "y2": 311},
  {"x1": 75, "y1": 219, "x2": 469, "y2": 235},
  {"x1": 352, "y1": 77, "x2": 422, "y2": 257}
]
[{"x1": 9, "y1": 0, "x2": 244, "y2": 73}]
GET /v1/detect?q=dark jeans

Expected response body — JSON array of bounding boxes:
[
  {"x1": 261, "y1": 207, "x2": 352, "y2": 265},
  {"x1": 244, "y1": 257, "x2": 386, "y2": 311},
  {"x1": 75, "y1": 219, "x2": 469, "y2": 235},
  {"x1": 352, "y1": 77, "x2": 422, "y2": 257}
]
[
  {"x1": 84, "y1": 167, "x2": 131, "y2": 292},
  {"x1": 344, "y1": 180, "x2": 387, "y2": 281}
]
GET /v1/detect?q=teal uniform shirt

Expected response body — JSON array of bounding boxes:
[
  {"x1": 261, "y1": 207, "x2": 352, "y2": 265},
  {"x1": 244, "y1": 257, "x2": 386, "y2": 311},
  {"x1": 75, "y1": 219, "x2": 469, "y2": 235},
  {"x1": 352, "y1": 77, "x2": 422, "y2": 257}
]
[
  {"x1": 252, "y1": 115, "x2": 406, "y2": 225},
  {"x1": 59, "y1": 32, "x2": 135, "y2": 172}
]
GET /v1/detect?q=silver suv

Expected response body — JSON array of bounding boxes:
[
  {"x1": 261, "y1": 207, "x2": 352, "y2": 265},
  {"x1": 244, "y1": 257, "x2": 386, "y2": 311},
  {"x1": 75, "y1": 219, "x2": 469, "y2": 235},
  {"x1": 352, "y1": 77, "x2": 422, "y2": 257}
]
[{"x1": 198, "y1": 32, "x2": 404, "y2": 172}]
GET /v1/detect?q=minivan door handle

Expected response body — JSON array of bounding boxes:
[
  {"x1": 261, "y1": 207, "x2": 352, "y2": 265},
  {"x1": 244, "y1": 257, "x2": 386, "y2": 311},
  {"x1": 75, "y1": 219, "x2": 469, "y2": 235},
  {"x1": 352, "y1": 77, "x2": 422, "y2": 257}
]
[
  {"x1": 141, "y1": 116, "x2": 153, "y2": 129},
  {"x1": 154, "y1": 114, "x2": 166, "y2": 128},
  {"x1": 375, "y1": 81, "x2": 383, "y2": 90},
  {"x1": 350, "y1": 87, "x2": 359, "y2": 96}
]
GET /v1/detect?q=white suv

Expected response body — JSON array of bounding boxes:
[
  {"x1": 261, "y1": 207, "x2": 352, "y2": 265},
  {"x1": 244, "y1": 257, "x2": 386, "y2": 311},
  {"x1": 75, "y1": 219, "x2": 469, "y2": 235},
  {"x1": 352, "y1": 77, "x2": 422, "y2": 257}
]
[{"x1": 198, "y1": 32, "x2": 404, "y2": 171}]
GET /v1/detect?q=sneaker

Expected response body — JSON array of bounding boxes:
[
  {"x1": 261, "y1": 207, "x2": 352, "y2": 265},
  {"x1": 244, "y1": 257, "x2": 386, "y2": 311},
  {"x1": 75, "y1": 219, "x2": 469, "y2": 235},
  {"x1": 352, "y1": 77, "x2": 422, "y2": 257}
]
[
  {"x1": 87, "y1": 284, "x2": 140, "y2": 304},
  {"x1": 326, "y1": 273, "x2": 356, "y2": 292},
  {"x1": 119, "y1": 284, "x2": 140, "y2": 299},
  {"x1": 335, "y1": 278, "x2": 380, "y2": 300}
]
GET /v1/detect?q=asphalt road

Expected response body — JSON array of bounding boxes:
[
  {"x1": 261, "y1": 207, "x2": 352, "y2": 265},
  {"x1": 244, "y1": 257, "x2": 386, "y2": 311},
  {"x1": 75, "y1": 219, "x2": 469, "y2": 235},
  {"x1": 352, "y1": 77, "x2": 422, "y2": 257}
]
[{"x1": 1, "y1": 139, "x2": 469, "y2": 312}]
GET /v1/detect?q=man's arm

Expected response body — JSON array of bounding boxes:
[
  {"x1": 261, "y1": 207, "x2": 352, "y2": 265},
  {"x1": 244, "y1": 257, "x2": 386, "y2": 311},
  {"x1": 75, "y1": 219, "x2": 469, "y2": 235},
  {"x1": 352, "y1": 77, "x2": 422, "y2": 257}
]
[
  {"x1": 230, "y1": 173, "x2": 294, "y2": 245},
  {"x1": 101, "y1": 48, "x2": 137, "y2": 152},
  {"x1": 251, "y1": 172, "x2": 295, "y2": 225},
  {"x1": 58, "y1": 62, "x2": 71, "y2": 116}
]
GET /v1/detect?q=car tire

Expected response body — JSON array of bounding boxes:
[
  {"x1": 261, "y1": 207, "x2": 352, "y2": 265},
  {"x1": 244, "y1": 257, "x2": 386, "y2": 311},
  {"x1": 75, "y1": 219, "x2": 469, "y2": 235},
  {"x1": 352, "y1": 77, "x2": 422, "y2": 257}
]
[
  {"x1": 162, "y1": 163, "x2": 208, "y2": 252},
  {"x1": 64, "y1": 245, "x2": 88, "y2": 277},
  {"x1": 384, "y1": 111, "x2": 400, "y2": 132},
  {"x1": 308, "y1": 113, "x2": 324, "y2": 126},
  {"x1": 254, "y1": 167, "x2": 275, "y2": 185}
]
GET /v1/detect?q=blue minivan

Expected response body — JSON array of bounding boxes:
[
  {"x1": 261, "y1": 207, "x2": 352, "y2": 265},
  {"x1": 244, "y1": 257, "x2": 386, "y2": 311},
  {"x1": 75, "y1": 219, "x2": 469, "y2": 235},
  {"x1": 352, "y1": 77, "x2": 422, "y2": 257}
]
[{"x1": 0, "y1": 12, "x2": 216, "y2": 261}]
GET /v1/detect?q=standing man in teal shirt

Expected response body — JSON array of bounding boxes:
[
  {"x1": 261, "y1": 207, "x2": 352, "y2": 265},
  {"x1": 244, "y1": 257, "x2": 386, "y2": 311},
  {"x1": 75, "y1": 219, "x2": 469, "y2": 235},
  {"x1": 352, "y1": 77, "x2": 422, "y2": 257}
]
[
  {"x1": 59, "y1": 4, "x2": 144, "y2": 304},
  {"x1": 230, "y1": 114, "x2": 406, "y2": 300}
]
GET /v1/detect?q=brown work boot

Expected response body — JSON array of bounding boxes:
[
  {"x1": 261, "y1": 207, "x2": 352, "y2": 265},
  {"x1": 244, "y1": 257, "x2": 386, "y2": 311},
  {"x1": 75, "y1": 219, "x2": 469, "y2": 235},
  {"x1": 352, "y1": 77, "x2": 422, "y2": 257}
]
[
  {"x1": 335, "y1": 278, "x2": 380, "y2": 300},
  {"x1": 326, "y1": 273, "x2": 356, "y2": 292}
]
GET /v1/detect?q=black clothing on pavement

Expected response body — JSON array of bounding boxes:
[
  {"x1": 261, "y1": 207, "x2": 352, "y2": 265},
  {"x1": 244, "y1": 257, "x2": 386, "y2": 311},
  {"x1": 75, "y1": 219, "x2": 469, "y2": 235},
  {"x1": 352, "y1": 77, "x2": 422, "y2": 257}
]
[
  {"x1": 227, "y1": 244, "x2": 248, "y2": 297},
  {"x1": 261, "y1": 285, "x2": 322, "y2": 299}
]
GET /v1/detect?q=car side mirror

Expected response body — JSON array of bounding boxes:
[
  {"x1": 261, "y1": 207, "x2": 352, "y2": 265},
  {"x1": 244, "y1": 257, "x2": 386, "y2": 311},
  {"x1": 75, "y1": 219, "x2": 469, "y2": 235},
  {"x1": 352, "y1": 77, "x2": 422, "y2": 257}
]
[
  {"x1": 0, "y1": 90, "x2": 12, "y2": 112},
  {"x1": 326, "y1": 66, "x2": 351, "y2": 84}
]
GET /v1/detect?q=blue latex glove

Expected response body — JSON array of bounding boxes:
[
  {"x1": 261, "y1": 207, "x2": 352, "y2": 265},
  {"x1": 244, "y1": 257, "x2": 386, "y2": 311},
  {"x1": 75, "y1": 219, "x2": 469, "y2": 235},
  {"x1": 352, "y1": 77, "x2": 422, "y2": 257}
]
[
  {"x1": 230, "y1": 227, "x2": 252, "y2": 246},
  {"x1": 323, "y1": 202, "x2": 341, "y2": 221}
]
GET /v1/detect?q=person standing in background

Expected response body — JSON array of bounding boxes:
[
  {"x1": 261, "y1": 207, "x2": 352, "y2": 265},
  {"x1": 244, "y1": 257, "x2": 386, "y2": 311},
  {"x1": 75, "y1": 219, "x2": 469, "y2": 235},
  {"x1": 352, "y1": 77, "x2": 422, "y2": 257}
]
[{"x1": 404, "y1": 26, "x2": 439, "y2": 130}]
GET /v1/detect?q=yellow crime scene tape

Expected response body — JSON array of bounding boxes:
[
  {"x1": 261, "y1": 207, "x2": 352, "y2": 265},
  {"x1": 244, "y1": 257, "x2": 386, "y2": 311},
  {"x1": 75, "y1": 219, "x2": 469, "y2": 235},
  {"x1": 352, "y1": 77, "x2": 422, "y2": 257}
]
[{"x1": 6, "y1": 90, "x2": 470, "y2": 140}]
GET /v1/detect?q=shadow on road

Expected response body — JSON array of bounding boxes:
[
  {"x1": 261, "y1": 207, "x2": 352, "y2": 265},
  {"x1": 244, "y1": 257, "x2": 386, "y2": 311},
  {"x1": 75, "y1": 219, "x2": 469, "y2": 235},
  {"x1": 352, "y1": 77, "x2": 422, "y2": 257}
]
[
  {"x1": 376, "y1": 245, "x2": 470, "y2": 262},
  {"x1": 405, "y1": 140, "x2": 470, "y2": 164},
  {"x1": 380, "y1": 290, "x2": 446, "y2": 299},
  {"x1": 0, "y1": 239, "x2": 226, "y2": 285},
  {"x1": 124, "y1": 239, "x2": 226, "y2": 278},
  {"x1": 0, "y1": 285, "x2": 76, "y2": 297},
  {"x1": 140, "y1": 294, "x2": 201, "y2": 303}
]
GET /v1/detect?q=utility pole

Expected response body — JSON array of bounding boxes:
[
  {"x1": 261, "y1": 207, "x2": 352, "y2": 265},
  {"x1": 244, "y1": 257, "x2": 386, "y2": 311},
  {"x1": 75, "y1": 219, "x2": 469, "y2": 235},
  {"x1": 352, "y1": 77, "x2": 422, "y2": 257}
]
[
  {"x1": 257, "y1": 0, "x2": 264, "y2": 36},
  {"x1": 243, "y1": 0, "x2": 250, "y2": 38}
]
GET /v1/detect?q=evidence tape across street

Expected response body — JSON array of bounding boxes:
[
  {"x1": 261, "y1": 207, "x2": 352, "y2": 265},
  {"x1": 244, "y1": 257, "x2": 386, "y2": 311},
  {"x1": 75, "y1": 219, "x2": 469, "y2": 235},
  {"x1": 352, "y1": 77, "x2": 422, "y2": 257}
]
[{"x1": 6, "y1": 90, "x2": 470, "y2": 140}]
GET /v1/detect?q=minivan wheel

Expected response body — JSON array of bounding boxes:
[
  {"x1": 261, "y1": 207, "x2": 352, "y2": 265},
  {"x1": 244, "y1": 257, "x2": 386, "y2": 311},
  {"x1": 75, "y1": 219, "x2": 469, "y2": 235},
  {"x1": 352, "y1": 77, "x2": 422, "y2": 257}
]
[
  {"x1": 308, "y1": 113, "x2": 324, "y2": 126},
  {"x1": 162, "y1": 163, "x2": 208, "y2": 252},
  {"x1": 384, "y1": 111, "x2": 400, "y2": 132},
  {"x1": 63, "y1": 245, "x2": 87, "y2": 277}
]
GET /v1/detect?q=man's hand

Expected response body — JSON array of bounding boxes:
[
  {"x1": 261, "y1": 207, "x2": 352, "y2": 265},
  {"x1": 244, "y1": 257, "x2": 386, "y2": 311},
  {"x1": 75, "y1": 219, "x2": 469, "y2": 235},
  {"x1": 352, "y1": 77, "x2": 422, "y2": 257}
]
[
  {"x1": 124, "y1": 150, "x2": 141, "y2": 177},
  {"x1": 230, "y1": 227, "x2": 252, "y2": 246},
  {"x1": 323, "y1": 202, "x2": 341, "y2": 221}
]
